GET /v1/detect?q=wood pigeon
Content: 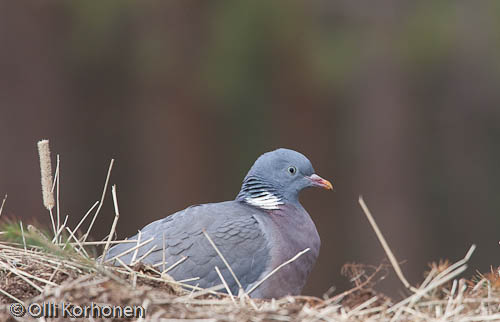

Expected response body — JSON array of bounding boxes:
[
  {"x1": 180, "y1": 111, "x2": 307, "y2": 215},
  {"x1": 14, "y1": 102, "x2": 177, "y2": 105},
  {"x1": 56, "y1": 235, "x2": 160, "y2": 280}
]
[{"x1": 104, "y1": 148, "x2": 333, "y2": 298}]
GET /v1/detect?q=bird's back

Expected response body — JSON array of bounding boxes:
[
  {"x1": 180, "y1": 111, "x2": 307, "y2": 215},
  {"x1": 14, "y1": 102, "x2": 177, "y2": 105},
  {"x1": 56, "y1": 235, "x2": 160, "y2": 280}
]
[{"x1": 104, "y1": 201, "x2": 271, "y2": 295}]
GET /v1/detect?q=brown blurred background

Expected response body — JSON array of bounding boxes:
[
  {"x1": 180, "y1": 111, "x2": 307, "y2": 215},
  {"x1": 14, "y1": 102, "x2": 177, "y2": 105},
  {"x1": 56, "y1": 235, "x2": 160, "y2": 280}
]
[{"x1": 1, "y1": 1, "x2": 500, "y2": 298}]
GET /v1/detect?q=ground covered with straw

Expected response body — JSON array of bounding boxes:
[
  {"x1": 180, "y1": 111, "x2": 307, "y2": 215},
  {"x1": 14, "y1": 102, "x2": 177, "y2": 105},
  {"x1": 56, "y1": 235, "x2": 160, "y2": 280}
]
[
  {"x1": 0, "y1": 239, "x2": 499, "y2": 321},
  {"x1": 0, "y1": 140, "x2": 499, "y2": 321}
]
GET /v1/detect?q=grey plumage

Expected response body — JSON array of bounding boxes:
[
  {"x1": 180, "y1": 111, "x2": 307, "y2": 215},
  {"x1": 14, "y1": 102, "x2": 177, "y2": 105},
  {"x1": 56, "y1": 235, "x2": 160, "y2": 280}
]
[{"x1": 104, "y1": 148, "x2": 332, "y2": 298}]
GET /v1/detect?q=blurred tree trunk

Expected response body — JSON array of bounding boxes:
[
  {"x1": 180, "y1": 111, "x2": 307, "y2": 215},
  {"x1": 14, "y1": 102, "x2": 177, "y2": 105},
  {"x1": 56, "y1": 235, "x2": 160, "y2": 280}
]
[{"x1": 353, "y1": 14, "x2": 427, "y2": 293}]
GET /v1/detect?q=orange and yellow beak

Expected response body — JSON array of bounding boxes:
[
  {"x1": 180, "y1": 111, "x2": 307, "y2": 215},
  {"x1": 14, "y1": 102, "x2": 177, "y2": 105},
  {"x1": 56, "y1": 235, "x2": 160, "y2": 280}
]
[{"x1": 308, "y1": 174, "x2": 333, "y2": 190}]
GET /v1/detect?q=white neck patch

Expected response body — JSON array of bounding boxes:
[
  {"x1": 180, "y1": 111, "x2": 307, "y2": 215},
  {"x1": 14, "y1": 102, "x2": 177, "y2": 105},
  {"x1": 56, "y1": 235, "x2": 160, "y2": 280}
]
[{"x1": 245, "y1": 191, "x2": 284, "y2": 210}]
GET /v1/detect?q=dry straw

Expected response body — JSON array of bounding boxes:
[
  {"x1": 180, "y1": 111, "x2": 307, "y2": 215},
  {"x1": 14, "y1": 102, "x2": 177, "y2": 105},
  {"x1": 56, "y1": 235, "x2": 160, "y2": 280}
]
[
  {"x1": 359, "y1": 196, "x2": 418, "y2": 293},
  {"x1": 82, "y1": 159, "x2": 114, "y2": 244},
  {"x1": 101, "y1": 185, "x2": 121, "y2": 263},
  {"x1": 0, "y1": 194, "x2": 7, "y2": 217}
]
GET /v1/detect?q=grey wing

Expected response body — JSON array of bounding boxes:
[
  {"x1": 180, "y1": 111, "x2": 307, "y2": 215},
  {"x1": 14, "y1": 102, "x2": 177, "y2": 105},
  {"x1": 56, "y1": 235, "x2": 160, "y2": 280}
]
[{"x1": 103, "y1": 202, "x2": 271, "y2": 295}]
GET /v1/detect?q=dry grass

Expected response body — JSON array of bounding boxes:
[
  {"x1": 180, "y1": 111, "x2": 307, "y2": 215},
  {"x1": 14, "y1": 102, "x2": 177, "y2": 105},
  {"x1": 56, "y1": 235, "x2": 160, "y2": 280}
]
[
  {"x1": 0, "y1": 141, "x2": 499, "y2": 321},
  {"x1": 0, "y1": 240, "x2": 498, "y2": 321}
]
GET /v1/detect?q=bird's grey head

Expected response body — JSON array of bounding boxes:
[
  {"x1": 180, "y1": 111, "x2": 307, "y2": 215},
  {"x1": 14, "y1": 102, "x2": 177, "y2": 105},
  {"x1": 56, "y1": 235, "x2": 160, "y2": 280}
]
[{"x1": 236, "y1": 148, "x2": 333, "y2": 210}]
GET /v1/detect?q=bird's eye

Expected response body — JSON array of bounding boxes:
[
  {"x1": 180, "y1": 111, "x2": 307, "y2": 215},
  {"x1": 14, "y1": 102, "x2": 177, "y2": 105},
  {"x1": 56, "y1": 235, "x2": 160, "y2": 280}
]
[{"x1": 287, "y1": 166, "x2": 297, "y2": 175}]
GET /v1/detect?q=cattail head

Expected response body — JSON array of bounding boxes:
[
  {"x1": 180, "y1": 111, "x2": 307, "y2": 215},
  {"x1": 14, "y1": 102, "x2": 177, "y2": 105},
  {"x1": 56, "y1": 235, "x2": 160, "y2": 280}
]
[{"x1": 37, "y1": 139, "x2": 55, "y2": 210}]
